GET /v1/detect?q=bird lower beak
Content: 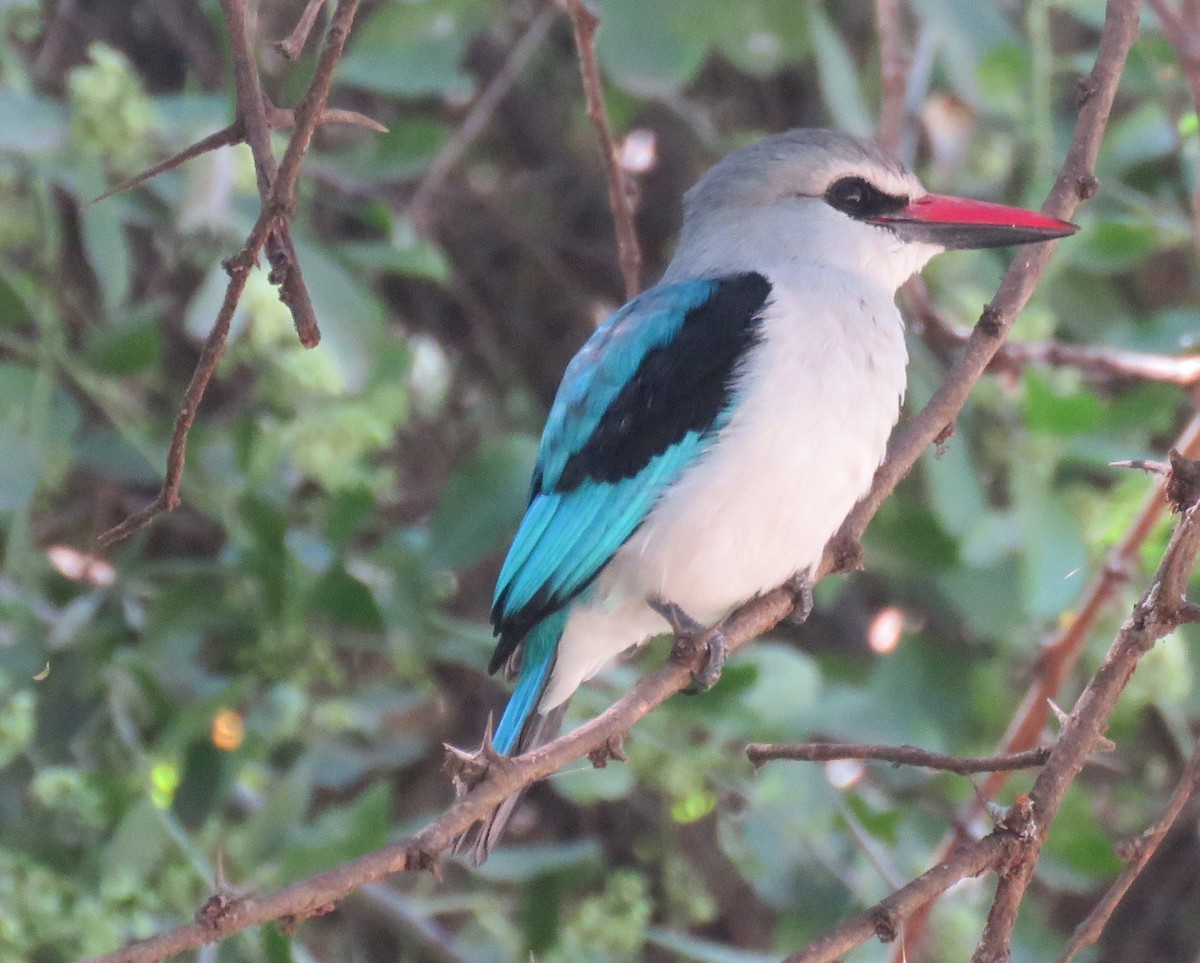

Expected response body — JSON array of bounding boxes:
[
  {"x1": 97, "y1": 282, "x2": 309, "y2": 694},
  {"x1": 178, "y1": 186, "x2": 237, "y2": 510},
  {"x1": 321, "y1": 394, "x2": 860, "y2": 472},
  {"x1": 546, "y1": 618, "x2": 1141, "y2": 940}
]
[{"x1": 869, "y1": 193, "x2": 1078, "y2": 250}]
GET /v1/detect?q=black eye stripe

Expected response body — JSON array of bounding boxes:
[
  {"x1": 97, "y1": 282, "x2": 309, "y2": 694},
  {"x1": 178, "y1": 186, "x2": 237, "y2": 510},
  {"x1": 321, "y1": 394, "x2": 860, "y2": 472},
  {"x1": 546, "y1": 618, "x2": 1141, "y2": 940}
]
[{"x1": 824, "y1": 176, "x2": 909, "y2": 219}]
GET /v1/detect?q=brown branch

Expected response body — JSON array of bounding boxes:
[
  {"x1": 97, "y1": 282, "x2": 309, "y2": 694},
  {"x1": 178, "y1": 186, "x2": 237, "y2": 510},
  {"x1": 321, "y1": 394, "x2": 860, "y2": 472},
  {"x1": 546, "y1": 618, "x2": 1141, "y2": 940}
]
[
  {"x1": 907, "y1": 278, "x2": 1200, "y2": 387},
  {"x1": 276, "y1": 0, "x2": 327, "y2": 60},
  {"x1": 408, "y1": 3, "x2": 557, "y2": 226},
  {"x1": 221, "y1": 0, "x2": 321, "y2": 349},
  {"x1": 563, "y1": 0, "x2": 642, "y2": 297},
  {"x1": 747, "y1": 741, "x2": 1052, "y2": 775},
  {"x1": 97, "y1": 0, "x2": 362, "y2": 548},
  {"x1": 1056, "y1": 734, "x2": 1200, "y2": 962},
  {"x1": 95, "y1": 251, "x2": 258, "y2": 547},
  {"x1": 874, "y1": 0, "x2": 908, "y2": 155},
  {"x1": 81, "y1": 585, "x2": 802, "y2": 963},
  {"x1": 973, "y1": 492, "x2": 1200, "y2": 962}
]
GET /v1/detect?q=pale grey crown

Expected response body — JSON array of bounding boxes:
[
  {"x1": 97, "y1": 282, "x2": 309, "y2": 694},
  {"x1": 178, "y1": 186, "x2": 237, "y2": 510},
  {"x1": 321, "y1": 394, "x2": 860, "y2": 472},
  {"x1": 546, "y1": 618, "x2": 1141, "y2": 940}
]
[{"x1": 681, "y1": 129, "x2": 917, "y2": 219}]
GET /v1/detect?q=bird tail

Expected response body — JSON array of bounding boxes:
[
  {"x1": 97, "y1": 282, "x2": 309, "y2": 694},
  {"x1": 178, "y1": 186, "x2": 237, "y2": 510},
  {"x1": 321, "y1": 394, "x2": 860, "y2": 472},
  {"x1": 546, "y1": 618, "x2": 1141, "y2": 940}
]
[{"x1": 455, "y1": 610, "x2": 569, "y2": 865}]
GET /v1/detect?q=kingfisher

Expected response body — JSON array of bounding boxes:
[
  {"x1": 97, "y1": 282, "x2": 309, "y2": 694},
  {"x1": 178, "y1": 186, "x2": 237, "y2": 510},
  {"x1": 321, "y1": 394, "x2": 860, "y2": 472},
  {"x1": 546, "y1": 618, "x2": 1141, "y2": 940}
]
[{"x1": 457, "y1": 128, "x2": 1076, "y2": 861}]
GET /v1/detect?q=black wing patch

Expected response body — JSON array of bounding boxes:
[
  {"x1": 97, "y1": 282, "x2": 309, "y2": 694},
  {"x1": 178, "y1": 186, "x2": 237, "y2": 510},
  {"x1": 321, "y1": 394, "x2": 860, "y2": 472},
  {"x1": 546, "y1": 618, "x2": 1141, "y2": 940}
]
[{"x1": 555, "y1": 272, "x2": 772, "y2": 492}]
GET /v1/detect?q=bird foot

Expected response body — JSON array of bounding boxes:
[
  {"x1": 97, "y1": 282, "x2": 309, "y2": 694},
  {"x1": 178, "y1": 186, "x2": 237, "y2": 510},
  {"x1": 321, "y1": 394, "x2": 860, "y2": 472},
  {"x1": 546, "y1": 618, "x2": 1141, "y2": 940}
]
[
  {"x1": 651, "y1": 597, "x2": 728, "y2": 693},
  {"x1": 783, "y1": 570, "x2": 814, "y2": 626}
]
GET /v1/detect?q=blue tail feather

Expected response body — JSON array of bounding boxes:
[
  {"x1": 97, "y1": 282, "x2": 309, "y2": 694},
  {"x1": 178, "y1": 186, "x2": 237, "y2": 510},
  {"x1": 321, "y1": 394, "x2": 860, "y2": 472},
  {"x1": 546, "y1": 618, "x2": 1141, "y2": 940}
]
[{"x1": 493, "y1": 609, "x2": 569, "y2": 754}]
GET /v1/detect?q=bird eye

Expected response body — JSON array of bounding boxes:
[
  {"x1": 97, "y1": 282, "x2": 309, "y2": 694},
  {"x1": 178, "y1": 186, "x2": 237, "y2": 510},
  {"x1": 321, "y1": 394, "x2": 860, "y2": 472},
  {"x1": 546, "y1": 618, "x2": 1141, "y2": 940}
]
[{"x1": 824, "y1": 176, "x2": 908, "y2": 219}]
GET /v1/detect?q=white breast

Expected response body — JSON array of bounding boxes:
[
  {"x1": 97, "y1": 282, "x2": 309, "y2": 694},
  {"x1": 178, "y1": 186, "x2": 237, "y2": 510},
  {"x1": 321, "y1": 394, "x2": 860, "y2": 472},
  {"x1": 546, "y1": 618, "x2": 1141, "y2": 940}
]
[{"x1": 538, "y1": 266, "x2": 908, "y2": 710}]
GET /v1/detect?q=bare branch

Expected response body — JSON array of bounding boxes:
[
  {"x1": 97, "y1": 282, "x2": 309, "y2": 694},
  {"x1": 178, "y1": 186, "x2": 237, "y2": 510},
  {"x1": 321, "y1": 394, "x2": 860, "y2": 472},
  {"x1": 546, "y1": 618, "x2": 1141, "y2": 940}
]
[
  {"x1": 747, "y1": 741, "x2": 1052, "y2": 775},
  {"x1": 563, "y1": 0, "x2": 642, "y2": 297},
  {"x1": 88, "y1": 106, "x2": 386, "y2": 207},
  {"x1": 97, "y1": 0, "x2": 362, "y2": 547},
  {"x1": 81, "y1": 585, "x2": 803, "y2": 963},
  {"x1": 221, "y1": 0, "x2": 321, "y2": 349},
  {"x1": 907, "y1": 279, "x2": 1200, "y2": 387},
  {"x1": 276, "y1": 0, "x2": 327, "y2": 60},
  {"x1": 1057, "y1": 735, "x2": 1200, "y2": 962}
]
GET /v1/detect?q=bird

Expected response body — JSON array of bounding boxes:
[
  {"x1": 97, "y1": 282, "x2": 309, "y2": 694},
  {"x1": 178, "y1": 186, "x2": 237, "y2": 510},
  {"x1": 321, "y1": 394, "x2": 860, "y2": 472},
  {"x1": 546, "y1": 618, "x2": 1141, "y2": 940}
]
[{"x1": 455, "y1": 128, "x2": 1076, "y2": 861}]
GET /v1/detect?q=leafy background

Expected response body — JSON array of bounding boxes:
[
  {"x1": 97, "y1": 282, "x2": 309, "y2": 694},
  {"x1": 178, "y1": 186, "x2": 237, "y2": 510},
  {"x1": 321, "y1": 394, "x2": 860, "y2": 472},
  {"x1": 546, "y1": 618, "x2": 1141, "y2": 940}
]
[{"x1": 2, "y1": 0, "x2": 1199, "y2": 960}]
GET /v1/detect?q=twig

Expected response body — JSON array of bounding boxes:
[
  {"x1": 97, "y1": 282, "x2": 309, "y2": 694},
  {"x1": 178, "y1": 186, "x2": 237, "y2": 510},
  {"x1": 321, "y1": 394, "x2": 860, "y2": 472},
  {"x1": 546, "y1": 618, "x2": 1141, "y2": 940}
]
[
  {"x1": 973, "y1": 492, "x2": 1200, "y2": 962},
  {"x1": 88, "y1": 106, "x2": 386, "y2": 207},
  {"x1": 563, "y1": 0, "x2": 642, "y2": 297},
  {"x1": 275, "y1": 0, "x2": 326, "y2": 60},
  {"x1": 907, "y1": 279, "x2": 1200, "y2": 387},
  {"x1": 747, "y1": 742, "x2": 1052, "y2": 775},
  {"x1": 97, "y1": 0, "x2": 362, "y2": 547},
  {"x1": 408, "y1": 2, "x2": 557, "y2": 225},
  {"x1": 1056, "y1": 734, "x2": 1200, "y2": 962}
]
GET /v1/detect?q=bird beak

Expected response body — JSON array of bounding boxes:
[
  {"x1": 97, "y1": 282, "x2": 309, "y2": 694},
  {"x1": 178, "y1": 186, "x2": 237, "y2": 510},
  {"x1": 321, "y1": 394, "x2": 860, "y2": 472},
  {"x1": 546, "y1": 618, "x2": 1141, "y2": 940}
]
[{"x1": 869, "y1": 194, "x2": 1078, "y2": 250}]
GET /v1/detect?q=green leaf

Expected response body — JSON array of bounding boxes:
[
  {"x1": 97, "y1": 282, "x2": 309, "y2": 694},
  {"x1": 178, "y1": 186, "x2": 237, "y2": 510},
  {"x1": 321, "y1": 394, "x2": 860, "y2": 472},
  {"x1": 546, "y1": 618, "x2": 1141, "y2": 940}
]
[
  {"x1": 1012, "y1": 470, "x2": 1088, "y2": 619},
  {"x1": 805, "y1": 4, "x2": 872, "y2": 137},
  {"x1": 473, "y1": 840, "x2": 603, "y2": 883},
  {"x1": 428, "y1": 434, "x2": 539, "y2": 569},
  {"x1": 598, "y1": 0, "x2": 715, "y2": 97},
  {"x1": 1022, "y1": 369, "x2": 1104, "y2": 436},
  {"x1": 0, "y1": 91, "x2": 67, "y2": 154},
  {"x1": 711, "y1": 0, "x2": 810, "y2": 77},
  {"x1": 338, "y1": 1, "x2": 483, "y2": 98}
]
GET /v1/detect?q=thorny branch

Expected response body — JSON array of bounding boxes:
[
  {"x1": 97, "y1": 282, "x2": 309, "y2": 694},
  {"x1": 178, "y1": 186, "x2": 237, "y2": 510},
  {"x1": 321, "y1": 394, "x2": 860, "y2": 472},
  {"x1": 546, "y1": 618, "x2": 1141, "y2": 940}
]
[
  {"x1": 973, "y1": 494, "x2": 1200, "y2": 963},
  {"x1": 563, "y1": 0, "x2": 643, "y2": 297},
  {"x1": 746, "y1": 741, "x2": 1052, "y2": 775},
  {"x1": 1055, "y1": 733, "x2": 1200, "y2": 963},
  {"x1": 96, "y1": 0, "x2": 366, "y2": 548}
]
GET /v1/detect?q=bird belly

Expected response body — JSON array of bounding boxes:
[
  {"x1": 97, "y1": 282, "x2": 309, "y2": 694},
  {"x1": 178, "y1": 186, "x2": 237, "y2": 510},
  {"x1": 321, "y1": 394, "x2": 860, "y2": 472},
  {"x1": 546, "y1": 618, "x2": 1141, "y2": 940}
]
[{"x1": 540, "y1": 276, "x2": 908, "y2": 710}]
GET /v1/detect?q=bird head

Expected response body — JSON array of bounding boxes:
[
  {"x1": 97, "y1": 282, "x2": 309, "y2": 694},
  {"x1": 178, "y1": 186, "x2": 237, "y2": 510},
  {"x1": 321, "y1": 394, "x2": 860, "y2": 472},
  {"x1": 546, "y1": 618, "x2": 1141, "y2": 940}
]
[{"x1": 671, "y1": 129, "x2": 1077, "y2": 292}]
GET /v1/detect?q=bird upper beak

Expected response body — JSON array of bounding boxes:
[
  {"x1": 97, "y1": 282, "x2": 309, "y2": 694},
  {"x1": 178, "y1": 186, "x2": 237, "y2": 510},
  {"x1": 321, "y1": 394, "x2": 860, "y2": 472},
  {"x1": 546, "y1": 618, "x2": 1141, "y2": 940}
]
[{"x1": 868, "y1": 194, "x2": 1078, "y2": 250}]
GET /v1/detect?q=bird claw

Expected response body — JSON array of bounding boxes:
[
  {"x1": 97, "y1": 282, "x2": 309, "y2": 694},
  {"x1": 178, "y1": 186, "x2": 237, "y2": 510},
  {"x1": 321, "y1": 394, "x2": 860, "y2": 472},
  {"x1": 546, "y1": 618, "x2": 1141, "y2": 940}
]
[
  {"x1": 784, "y1": 570, "x2": 814, "y2": 626},
  {"x1": 651, "y1": 596, "x2": 727, "y2": 693}
]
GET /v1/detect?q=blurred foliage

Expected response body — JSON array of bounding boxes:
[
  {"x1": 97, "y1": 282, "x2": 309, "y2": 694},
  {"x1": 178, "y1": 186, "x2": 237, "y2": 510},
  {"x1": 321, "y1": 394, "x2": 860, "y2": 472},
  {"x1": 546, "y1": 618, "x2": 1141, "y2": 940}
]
[{"x1": 2, "y1": 1, "x2": 1200, "y2": 961}]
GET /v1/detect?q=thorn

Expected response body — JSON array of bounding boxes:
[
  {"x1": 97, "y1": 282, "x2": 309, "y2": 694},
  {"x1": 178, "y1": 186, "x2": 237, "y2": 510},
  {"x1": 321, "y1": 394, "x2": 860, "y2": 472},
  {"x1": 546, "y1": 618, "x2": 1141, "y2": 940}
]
[
  {"x1": 1047, "y1": 698, "x2": 1069, "y2": 727},
  {"x1": 588, "y1": 733, "x2": 628, "y2": 768},
  {"x1": 1110, "y1": 458, "x2": 1169, "y2": 476},
  {"x1": 443, "y1": 718, "x2": 507, "y2": 794},
  {"x1": 828, "y1": 535, "x2": 865, "y2": 574},
  {"x1": 934, "y1": 421, "x2": 955, "y2": 456},
  {"x1": 870, "y1": 906, "x2": 899, "y2": 943},
  {"x1": 409, "y1": 848, "x2": 442, "y2": 879}
]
